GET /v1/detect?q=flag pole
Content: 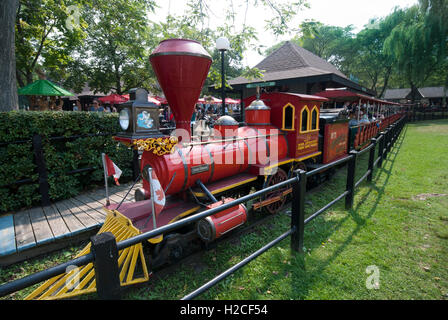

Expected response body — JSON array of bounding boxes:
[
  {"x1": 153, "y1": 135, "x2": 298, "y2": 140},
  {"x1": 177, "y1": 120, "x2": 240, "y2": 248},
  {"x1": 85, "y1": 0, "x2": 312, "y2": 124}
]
[
  {"x1": 148, "y1": 167, "x2": 157, "y2": 230},
  {"x1": 101, "y1": 153, "x2": 110, "y2": 206}
]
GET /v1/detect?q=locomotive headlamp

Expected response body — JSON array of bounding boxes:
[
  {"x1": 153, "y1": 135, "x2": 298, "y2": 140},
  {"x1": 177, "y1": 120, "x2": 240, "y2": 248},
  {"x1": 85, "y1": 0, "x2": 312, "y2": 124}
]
[
  {"x1": 115, "y1": 88, "x2": 163, "y2": 140},
  {"x1": 119, "y1": 108, "x2": 130, "y2": 130}
]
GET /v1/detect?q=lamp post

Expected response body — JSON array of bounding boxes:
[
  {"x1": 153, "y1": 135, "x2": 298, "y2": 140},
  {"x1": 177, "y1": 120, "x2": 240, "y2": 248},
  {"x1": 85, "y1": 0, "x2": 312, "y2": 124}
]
[{"x1": 216, "y1": 37, "x2": 230, "y2": 116}]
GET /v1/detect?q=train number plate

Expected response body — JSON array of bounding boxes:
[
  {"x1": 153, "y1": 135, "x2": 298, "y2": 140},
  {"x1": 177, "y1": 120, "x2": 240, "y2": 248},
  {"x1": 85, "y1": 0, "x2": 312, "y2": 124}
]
[{"x1": 191, "y1": 164, "x2": 209, "y2": 175}]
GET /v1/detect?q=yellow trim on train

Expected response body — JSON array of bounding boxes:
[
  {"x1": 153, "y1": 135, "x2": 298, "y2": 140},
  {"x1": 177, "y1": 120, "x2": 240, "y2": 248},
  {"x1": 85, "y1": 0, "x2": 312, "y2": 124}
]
[
  {"x1": 296, "y1": 151, "x2": 321, "y2": 162},
  {"x1": 192, "y1": 176, "x2": 258, "y2": 197}
]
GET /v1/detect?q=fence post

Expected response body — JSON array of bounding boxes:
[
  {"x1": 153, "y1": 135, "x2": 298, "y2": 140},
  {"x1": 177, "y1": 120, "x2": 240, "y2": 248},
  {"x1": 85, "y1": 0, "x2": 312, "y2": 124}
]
[
  {"x1": 383, "y1": 127, "x2": 390, "y2": 159},
  {"x1": 32, "y1": 134, "x2": 51, "y2": 206},
  {"x1": 388, "y1": 125, "x2": 394, "y2": 152},
  {"x1": 367, "y1": 138, "x2": 377, "y2": 182},
  {"x1": 345, "y1": 150, "x2": 358, "y2": 210},
  {"x1": 90, "y1": 232, "x2": 121, "y2": 300},
  {"x1": 291, "y1": 169, "x2": 306, "y2": 253},
  {"x1": 377, "y1": 132, "x2": 385, "y2": 168}
]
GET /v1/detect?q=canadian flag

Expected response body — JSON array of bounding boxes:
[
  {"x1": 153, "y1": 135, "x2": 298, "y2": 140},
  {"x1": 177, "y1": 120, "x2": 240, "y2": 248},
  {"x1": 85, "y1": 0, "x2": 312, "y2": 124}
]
[
  {"x1": 103, "y1": 154, "x2": 122, "y2": 185},
  {"x1": 149, "y1": 169, "x2": 165, "y2": 217}
]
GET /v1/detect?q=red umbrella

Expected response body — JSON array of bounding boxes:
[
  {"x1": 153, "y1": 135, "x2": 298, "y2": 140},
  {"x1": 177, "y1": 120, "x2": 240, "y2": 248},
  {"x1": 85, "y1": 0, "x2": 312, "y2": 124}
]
[
  {"x1": 153, "y1": 95, "x2": 168, "y2": 104},
  {"x1": 148, "y1": 96, "x2": 162, "y2": 106},
  {"x1": 98, "y1": 94, "x2": 128, "y2": 104},
  {"x1": 225, "y1": 98, "x2": 240, "y2": 104},
  {"x1": 211, "y1": 96, "x2": 222, "y2": 104}
]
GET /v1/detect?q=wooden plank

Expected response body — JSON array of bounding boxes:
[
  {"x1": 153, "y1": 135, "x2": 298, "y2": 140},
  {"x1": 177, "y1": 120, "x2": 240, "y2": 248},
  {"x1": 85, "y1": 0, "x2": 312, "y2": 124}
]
[
  {"x1": 0, "y1": 228, "x2": 99, "y2": 267},
  {"x1": 87, "y1": 190, "x2": 117, "y2": 204},
  {"x1": 112, "y1": 185, "x2": 140, "y2": 202},
  {"x1": 57, "y1": 199, "x2": 99, "y2": 230},
  {"x1": 85, "y1": 191, "x2": 119, "y2": 206},
  {"x1": 42, "y1": 205, "x2": 70, "y2": 239},
  {"x1": 111, "y1": 193, "x2": 129, "y2": 204},
  {"x1": 14, "y1": 210, "x2": 36, "y2": 252},
  {"x1": 68, "y1": 198, "x2": 106, "y2": 224},
  {"x1": 29, "y1": 207, "x2": 54, "y2": 245},
  {"x1": 0, "y1": 214, "x2": 17, "y2": 256},
  {"x1": 75, "y1": 194, "x2": 107, "y2": 214},
  {"x1": 53, "y1": 201, "x2": 85, "y2": 235}
]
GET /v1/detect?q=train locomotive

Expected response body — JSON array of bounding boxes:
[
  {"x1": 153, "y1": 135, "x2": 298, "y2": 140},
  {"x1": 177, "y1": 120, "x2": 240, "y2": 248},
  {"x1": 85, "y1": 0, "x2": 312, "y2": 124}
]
[{"x1": 26, "y1": 39, "x2": 404, "y2": 300}]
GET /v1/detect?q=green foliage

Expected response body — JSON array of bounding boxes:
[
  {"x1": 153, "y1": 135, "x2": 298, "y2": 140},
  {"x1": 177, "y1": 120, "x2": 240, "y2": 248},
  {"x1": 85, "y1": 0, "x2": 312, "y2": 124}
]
[
  {"x1": 15, "y1": 0, "x2": 88, "y2": 87},
  {"x1": 264, "y1": 2, "x2": 448, "y2": 95},
  {"x1": 383, "y1": 3, "x2": 447, "y2": 91},
  {"x1": 75, "y1": 0, "x2": 157, "y2": 95},
  {"x1": 148, "y1": 0, "x2": 310, "y2": 95},
  {"x1": 14, "y1": 0, "x2": 311, "y2": 96},
  {"x1": 0, "y1": 111, "x2": 133, "y2": 213}
]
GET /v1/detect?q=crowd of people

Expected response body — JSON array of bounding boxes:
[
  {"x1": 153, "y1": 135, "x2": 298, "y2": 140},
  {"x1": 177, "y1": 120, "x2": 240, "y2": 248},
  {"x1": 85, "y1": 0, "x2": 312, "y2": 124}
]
[
  {"x1": 159, "y1": 102, "x2": 240, "y2": 128},
  {"x1": 346, "y1": 104, "x2": 388, "y2": 127},
  {"x1": 71, "y1": 99, "x2": 117, "y2": 113}
]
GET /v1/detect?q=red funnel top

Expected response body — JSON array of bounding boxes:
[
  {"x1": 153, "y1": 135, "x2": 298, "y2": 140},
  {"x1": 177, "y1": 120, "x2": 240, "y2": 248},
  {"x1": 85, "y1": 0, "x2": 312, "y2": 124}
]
[{"x1": 150, "y1": 39, "x2": 212, "y2": 141}]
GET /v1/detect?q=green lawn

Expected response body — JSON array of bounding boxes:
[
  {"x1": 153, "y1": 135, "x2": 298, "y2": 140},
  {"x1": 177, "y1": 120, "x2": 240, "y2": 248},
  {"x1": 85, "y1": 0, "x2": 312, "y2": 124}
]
[
  {"x1": 135, "y1": 119, "x2": 448, "y2": 300},
  {"x1": 1, "y1": 119, "x2": 447, "y2": 300}
]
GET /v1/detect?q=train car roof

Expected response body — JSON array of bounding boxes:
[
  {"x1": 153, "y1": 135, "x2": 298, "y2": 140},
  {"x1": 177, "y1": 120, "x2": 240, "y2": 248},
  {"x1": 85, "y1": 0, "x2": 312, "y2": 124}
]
[{"x1": 314, "y1": 88, "x2": 401, "y2": 106}]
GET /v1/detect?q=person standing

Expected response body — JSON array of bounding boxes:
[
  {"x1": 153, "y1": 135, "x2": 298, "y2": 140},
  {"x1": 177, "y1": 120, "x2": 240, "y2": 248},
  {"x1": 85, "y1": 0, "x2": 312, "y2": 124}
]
[{"x1": 89, "y1": 100, "x2": 100, "y2": 111}]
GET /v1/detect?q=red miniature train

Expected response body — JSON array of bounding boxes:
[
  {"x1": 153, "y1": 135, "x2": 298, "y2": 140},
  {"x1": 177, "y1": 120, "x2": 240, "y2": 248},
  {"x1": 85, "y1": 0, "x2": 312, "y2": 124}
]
[
  {"x1": 110, "y1": 38, "x2": 405, "y2": 257},
  {"x1": 27, "y1": 38, "x2": 405, "y2": 300}
]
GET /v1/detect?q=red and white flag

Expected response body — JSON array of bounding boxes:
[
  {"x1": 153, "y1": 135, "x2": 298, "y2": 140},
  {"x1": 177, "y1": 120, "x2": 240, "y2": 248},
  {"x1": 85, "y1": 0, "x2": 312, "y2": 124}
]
[
  {"x1": 149, "y1": 169, "x2": 165, "y2": 217},
  {"x1": 103, "y1": 154, "x2": 122, "y2": 185}
]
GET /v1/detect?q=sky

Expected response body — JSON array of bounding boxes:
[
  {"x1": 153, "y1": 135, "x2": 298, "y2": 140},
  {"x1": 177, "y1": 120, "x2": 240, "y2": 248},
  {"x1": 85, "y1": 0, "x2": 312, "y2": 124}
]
[{"x1": 149, "y1": 0, "x2": 418, "y2": 67}]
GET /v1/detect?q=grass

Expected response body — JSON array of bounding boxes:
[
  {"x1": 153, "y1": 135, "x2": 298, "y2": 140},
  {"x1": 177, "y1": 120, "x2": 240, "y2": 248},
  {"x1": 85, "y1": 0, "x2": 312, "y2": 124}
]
[{"x1": 1, "y1": 119, "x2": 447, "y2": 300}]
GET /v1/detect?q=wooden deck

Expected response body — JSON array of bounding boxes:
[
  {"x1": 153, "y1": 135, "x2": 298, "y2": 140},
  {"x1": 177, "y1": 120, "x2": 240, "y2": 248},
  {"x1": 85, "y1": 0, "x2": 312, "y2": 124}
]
[{"x1": 0, "y1": 182, "x2": 142, "y2": 266}]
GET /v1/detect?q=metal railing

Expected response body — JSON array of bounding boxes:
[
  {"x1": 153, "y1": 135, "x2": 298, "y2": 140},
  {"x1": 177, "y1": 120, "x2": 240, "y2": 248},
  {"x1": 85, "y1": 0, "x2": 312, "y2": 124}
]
[
  {"x1": 407, "y1": 107, "x2": 448, "y2": 122},
  {"x1": 0, "y1": 116, "x2": 407, "y2": 300}
]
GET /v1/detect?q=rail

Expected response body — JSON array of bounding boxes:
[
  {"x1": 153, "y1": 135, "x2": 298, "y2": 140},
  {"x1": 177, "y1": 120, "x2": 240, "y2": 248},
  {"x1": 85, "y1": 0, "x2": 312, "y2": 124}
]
[{"x1": 0, "y1": 115, "x2": 407, "y2": 300}]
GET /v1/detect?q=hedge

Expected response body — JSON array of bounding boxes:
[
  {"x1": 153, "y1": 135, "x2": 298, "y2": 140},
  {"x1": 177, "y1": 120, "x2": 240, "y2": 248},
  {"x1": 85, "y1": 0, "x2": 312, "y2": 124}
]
[{"x1": 0, "y1": 111, "x2": 133, "y2": 213}]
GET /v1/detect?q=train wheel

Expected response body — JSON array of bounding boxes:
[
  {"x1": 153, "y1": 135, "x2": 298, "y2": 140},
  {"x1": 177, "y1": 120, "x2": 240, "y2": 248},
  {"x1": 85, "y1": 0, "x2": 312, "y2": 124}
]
[{"x1": 262, "y1": 167, "x2": 289, "y2": 214}]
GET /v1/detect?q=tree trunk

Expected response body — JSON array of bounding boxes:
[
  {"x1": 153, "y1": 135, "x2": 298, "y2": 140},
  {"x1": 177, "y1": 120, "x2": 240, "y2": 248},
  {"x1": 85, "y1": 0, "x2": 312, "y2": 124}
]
[
  {"x1": 410, "y1": 82, "x2": 418, "y2": 105},
  {"x1": 0, "y1": 0, "x2": 19, "y2": 111},
  {"x1": 378, "y1": 66, "x2": 392, "y2": 98}
]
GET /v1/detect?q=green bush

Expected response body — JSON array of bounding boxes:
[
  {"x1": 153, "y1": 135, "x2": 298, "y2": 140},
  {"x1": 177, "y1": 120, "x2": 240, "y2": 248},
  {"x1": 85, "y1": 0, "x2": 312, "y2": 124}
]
[{"x1": 0, "y1": 111, "x2": 133, "y2": 213}]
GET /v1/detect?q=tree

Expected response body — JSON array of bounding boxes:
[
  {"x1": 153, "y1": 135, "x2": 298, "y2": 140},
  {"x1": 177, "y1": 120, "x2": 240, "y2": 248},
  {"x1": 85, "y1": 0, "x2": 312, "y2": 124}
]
[
  {"x1": 352, "y1": 13, "x2": 408, "y2": 97},
  {"x1": 0, "y1": 0, "x2": 19, "y2": 111},
  {"x1": 11, "y1": 0, "x2": 310, "y2": 97},
  {"x1": 77, "y1": 0, "x2": 156, "y2": 95},
  {"x1": 149, "y1": 0, "x2": 309, "y2": 94},
  {"x1": 15, "y1": 0, "x2": 87, "y2": 87},
  {"x1": 295, "y1": 21, "x2": 355, "y2": 62},
  {"x1": 420, "y1": 0, "x2": 448, "y2": 104},
  {"x1": 384, "y1": 5, "x2": 445, "y2": 101}
]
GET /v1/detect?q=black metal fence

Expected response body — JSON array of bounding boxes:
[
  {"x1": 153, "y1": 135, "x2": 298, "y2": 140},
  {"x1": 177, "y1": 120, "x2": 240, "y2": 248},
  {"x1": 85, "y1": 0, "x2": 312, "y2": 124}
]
[
  {"x1": 407, "y1": 107, "x2": 448, "y2": 122},
  {"x1": 0, "y1": 115, "x2": 407, "y2": 299}
]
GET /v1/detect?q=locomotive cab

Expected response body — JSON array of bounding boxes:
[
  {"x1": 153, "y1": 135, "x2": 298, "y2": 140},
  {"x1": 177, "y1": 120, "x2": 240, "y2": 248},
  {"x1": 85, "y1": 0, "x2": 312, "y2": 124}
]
[{"x1": 244, "y1": 92, "x2": 328, "y2": 166}]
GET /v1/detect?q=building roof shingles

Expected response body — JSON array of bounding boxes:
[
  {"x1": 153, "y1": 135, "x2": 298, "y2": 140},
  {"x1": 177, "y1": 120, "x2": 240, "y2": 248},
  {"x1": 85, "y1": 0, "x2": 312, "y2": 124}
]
[
  {"x1": 383, "y1": 87, "x2": 447, "y2": 100},
  {"x1": 229, "y1": 41, "x2": 348, "y2": 85}
]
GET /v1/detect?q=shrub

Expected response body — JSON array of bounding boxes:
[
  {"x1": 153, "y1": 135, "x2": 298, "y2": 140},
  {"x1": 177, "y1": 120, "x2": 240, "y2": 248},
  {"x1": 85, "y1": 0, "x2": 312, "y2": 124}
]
[{"x1": 0, "y1": 111, "x2": 133, "y2": 213}]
